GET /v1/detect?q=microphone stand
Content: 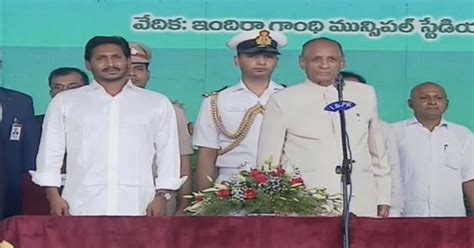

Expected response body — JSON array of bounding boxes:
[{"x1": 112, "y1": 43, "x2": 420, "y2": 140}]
[{"x1": 334, "y1": 77, "x2": 352, "y2": 248}]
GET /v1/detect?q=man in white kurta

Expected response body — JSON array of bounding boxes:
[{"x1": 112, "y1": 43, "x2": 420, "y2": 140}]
[
  {"x1": 392, "y1": 82, "x2": 474, "y2": 217},
  {"x1": 393, "y1": 118, "x2": 473, "y2": 216},
  {"x1": 31, "y1": 36, "x2": 183, "y2": 216},
  {"x1": 257, "y1": 38, "x2": 391, "y2": 217},
  {"x1": 32, "y1": 80, "x2": 183, "y2": 215}
]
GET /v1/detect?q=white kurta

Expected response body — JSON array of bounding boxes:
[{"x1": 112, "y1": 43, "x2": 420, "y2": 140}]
[
  {"x1": 392, "y1": 118, "x2": 474, "y2": 217},
  {"x1": 193, "y1": 81, "x2": 284, "y2": 182},
  {"x1": 257, "y1": 79, "x2": 391, "y2": 217},
  {"x1": 31, "y1": 80, "x2": 183, "y2": 216}
]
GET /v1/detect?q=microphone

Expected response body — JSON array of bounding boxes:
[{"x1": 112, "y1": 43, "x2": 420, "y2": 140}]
[
  {"x1": 325, "y1": 73, "x2": 354, "y2": 248},
  {"x1": 324, "y1": 74, "x2": 355, "y2": 112},
  {"x1": 334, "y1": 74, "x2": 345, "y2": 92}
]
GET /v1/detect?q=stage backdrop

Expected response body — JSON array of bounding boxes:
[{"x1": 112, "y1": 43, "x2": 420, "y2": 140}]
[{"x1": 0, "y1": 0, "x2": 473, "y2": 129}]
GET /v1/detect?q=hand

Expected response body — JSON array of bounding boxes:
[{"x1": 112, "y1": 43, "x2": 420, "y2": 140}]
[
  {"x1": 175, "y1": 197, "x2": 191, "y2": 216},
  {"x1": 146, "y1": 197, "x2": 168, "y2": 216},
  {"x1": 174, "y1": 208, "x2": 188, "y2": 216},
  {"x1": 48, "y1": 194, "x2": 70, "y2": 216},
  {"x1": 377, "y1": 205, "x2": 390, "y2": 218},
  {"x1": 46, "y1": 187, "x2": 70, "y2": 216}
]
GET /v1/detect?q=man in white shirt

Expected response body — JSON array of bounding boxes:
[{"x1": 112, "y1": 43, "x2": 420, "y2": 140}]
[
  {"x1": 31, "y1": 36, "x2": 184, "y2": 216},
  {"x1": 257, "y1": 38, "x2": 391, "y2": 217},
  {"x1": 341, "y1": 71, "x2": 404, "y2": 216},
  {"x1": 194, "y1": 30, "x2": 287, "y2": 190},
  {"x1": 393, "y1": 82, "x2": 474, "y2": 217}
]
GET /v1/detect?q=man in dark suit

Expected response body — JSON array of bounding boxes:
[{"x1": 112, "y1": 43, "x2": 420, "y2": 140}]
[{"x1": 0, "y1": 87, "x2": 38, "y2": 218}]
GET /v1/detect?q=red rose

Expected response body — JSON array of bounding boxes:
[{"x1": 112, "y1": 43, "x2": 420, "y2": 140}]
[
  {"x1": 250, "y1": 169, "x2": 268, "y2": 184},
  {"x1": 250, "y1": 169, "x2": 263, "y2": 178},
  {"x1": 216, "y1": 190, "x2": 231, "y2": 199},
  {"x1": 271, "y1": 167, "x2": 285, "y2": 177},
  {"x1": 244, "y1": 189, "x2": 257, "y2": 200},
  {"x1": 254, "y1": 174, "x2": 268, "y2": 185},
  {"x1": 291, "y1": 177, "x2": 304, "y2": 187}
]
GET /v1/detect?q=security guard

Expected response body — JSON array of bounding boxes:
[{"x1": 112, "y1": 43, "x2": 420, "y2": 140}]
[
  {"x1": 193, "y1": 30, "x2": 287, "y2": 190},
  {"x1": 128, "y1": 42, "x2": 194, "y2": 215}
]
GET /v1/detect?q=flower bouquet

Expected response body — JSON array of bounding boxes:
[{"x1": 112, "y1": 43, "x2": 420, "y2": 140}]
[{"x1": 185, "y1": 162, "x2": 341, "y2": 216}]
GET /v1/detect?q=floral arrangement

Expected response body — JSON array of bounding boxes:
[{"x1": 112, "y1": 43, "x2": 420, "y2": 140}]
[{"x1": 185, "y1": 162, "x2": 341, "y2": 216}]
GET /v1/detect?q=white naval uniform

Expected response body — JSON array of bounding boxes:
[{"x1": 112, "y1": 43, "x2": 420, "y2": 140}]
[{"x1": 193, "y1": 81, "x2": 284, "y2": 182}]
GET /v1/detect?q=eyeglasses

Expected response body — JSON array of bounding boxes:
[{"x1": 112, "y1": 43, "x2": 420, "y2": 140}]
[{"x1": 50, "y1": 83, "x2": 84, "y2": 92}]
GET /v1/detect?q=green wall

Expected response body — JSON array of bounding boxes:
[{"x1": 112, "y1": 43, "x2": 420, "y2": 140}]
[{"x1": 1, "y1": 0, "x2": 473, "y2": 129}]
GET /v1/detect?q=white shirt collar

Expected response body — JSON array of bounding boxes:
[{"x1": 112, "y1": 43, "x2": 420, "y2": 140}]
[
  {"x1": 230, "y1": 80, "x2": 282, "y2": 93},
  {"x1": 88, "y1": 79, "x2": 137, "y2": 94},
  {"x1": 408, "y1": 116, "x2": 449, "y2": 129}
]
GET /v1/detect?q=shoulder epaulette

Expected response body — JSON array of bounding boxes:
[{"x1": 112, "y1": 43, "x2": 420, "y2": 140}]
[{"x1": 202, "y1": 86, "x2": 228, "y2": 97}]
